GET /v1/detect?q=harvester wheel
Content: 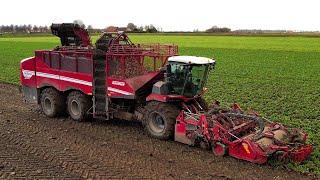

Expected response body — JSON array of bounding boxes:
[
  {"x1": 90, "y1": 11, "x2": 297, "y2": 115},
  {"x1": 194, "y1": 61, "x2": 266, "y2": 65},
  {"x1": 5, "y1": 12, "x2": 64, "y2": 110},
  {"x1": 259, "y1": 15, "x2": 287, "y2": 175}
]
[
  {"x1": 40, "y1": 88, "x2": 66, "y2": 117},
  {"x1": 144, "y1": 101, "x2": 180, "y2": 140},
  {"x1": 67, "y1": 91, "x2": 91, "y2": 121}
]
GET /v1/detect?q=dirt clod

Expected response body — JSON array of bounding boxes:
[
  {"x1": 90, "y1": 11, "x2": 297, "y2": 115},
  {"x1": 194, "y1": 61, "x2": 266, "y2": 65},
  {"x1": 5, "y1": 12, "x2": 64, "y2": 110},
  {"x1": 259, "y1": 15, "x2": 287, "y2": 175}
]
[
  {"x1": 36, "y1": 169, "x2": 42, "y2": 174},
  {"x1": 101, "y1": 142, "x2": 108, "y2": 146},
  {"x1": 49, "y1": 136, "x2": 57, "y2": 140}
]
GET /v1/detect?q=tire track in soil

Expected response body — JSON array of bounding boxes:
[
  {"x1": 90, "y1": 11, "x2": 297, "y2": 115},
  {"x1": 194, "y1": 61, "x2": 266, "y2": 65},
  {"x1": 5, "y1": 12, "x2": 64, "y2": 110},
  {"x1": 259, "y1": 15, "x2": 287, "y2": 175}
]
[
  {"x1": 2, "y1": 108, "x2": 217, "y2": 179},
  {"x1": 0, "y1": 132, "x2": 82, "y2": 179},
  {"x1": 0, "y1": 115, "x2": 145, "y2": 179},
  {"x1": 0, "y1": 83, "x2": 315, "y2": 179}
]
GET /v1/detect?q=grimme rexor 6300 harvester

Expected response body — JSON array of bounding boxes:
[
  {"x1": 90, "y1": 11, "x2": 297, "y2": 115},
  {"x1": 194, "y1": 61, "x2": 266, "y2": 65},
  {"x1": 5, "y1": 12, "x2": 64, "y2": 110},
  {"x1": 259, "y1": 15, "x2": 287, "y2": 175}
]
[{"x1": 20, "y1": 23, "x2": 312, "y2": 164}]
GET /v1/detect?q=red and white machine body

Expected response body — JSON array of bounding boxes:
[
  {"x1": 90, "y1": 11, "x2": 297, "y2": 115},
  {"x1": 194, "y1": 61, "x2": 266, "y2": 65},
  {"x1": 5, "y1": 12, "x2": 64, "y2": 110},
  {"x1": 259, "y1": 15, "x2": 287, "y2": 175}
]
[
  {"x1": 20, "y1": 24, "x2": 313, "y2": 164},
  {"x1": 174, "y1": 101, "x2": 313, "y2": 164}
]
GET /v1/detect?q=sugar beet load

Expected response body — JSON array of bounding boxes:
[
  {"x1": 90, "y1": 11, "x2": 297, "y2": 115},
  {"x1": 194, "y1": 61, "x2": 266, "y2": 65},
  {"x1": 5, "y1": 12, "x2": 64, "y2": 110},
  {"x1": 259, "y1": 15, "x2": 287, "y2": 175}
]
[{"x1": 20, "y1": 23, "x2": 312, "y2": 164}]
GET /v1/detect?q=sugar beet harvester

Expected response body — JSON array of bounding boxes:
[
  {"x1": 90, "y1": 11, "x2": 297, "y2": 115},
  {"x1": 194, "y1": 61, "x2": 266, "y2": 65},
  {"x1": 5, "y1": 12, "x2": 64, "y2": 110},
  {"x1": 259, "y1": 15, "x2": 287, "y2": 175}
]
[{"x1": 20, "y1": 23, "x2": 312, "y2": 164}]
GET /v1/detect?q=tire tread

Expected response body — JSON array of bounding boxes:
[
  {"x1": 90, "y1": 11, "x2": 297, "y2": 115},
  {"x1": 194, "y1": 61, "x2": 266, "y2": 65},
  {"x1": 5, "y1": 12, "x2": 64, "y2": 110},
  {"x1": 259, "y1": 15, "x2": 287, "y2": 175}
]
[
  {"x1": 144, "y1": 101, "x2": 180, "y2": 140},
  {"x1": 40, "y1": 88, "x2": 65, "y2": 117}
]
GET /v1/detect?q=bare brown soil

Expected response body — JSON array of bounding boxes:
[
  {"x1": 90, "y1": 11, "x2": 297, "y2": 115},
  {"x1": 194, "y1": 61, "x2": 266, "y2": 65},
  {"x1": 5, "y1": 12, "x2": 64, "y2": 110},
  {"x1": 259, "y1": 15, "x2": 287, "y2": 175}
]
[{"x1": 0, "y1": 83, "x2": 316, "y2": 179}]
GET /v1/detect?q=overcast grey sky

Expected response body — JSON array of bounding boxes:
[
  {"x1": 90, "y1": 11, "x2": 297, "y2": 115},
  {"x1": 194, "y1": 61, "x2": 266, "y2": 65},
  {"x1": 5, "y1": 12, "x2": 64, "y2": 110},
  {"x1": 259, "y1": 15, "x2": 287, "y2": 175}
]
[{"x1": 1, "y1": 0, "x2": 319, "y2": 31}]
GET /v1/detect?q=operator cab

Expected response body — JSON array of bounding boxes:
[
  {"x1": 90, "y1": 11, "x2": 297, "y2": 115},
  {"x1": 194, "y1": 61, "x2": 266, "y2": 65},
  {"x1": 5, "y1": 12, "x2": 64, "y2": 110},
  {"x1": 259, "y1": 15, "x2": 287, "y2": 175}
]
[
  {"x1": 167, "y1": 56, "x2": 215, "y2": 97},
  {"x1": 152, "y1": 56, "x2": 215, "y2": 98}
]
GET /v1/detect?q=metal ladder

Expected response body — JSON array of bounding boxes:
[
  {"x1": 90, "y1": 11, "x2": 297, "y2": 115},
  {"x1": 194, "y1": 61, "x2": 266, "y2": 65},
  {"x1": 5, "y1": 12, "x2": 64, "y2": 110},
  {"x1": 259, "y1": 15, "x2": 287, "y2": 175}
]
[{"x1": 92, "y1": 50, "x2": 109, "y2": 119}]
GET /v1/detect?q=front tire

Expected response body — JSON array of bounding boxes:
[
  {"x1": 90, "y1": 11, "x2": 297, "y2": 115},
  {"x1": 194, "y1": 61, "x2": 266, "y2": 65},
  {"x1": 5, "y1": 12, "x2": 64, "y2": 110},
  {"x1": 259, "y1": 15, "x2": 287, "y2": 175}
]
[
  {"x1": 67, "y1": 91, "x2": 91, "y2": 121},
  {"x1": 144, "y1": 101, "x2": 180, "y2": 140},
  {"x1": 40, "y1": 88, "x2": 66, "y2": 117}
]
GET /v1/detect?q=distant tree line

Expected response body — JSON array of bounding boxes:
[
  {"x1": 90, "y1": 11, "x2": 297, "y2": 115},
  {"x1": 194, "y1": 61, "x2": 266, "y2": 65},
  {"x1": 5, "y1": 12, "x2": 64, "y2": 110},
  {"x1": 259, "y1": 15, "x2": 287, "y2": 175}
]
[
  {"x1": 205, "y1": 26, "x2": 231, "y2": 33},
  {"x1": 126, "y1": 23, "x2": 158, "y2": 33},
  {"x1": 1, "y1": 22, "x2": 309, "y2": 35},
  {"x1": 72, "y1": 21, "x2": 159, "y2": 33},
  {"x1": 125, "y1": 23, "x2": 232, "y2": 33},
  {"x1": 0, "y1": 25, "x2": 50, "y2": 34},
  {"x1": 233, "y1": 29, "x2": 293, "y2": 34},
  {"x1": 0, "y1": 23, "x2": 160, "y2": 34},
  {"x1": 0, "y1": 21, "x2": 234, "y2": 34}
]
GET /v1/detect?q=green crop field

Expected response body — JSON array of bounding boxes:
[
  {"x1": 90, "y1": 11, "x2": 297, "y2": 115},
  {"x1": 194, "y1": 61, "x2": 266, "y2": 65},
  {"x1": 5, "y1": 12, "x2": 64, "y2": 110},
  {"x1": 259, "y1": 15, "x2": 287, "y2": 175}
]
[{"x1": 0, "y1": 35, "x2": 319, "y2": 175}]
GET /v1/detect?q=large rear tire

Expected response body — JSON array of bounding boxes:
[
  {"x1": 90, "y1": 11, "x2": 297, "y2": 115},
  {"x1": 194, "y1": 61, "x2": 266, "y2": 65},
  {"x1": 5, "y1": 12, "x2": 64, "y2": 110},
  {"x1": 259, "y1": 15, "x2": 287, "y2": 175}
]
[
  {"x1": 40, "y1": 88, "x2": 66, "y2": 117},
  {"x1": 144, "y1": 101, "x2": 180, "y2": 140},
  {"x1": 67, "y1": 91, "x2": 92, "y2": 121}
]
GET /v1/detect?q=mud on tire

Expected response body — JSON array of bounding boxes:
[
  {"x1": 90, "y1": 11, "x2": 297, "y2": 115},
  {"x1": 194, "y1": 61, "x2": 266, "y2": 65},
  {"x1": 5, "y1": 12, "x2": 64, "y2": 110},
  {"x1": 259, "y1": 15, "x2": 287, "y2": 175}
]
[
  {"x1": 67, "y1": 91, "x2": 92, "y2": 121},
  {"x1": 40, "y1": 88, "x2": 66, "y2": 117},
  {"x1": 144, "y1": 101, "x2": 180, "y2": 140}
]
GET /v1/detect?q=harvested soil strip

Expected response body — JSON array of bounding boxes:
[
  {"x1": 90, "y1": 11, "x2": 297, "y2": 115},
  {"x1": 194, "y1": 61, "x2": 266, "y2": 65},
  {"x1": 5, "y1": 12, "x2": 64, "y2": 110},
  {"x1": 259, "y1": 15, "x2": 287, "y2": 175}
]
[{"x1": 0, "y1": 83, "x2": 315, "y2": 179}]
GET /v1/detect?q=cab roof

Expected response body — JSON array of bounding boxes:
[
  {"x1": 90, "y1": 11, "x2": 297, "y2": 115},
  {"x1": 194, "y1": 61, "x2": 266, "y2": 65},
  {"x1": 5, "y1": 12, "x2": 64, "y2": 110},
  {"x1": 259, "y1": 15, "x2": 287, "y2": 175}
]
[{"x1": 168, "y1": 56, "x2": 215, "y2": 65}]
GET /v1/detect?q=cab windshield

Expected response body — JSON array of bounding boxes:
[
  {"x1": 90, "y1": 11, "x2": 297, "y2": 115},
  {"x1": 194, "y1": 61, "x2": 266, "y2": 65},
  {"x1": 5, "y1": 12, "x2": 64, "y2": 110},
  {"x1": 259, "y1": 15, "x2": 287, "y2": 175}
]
[{"x1": 168, "y1": 62, "x2": 212, "y2": 97}]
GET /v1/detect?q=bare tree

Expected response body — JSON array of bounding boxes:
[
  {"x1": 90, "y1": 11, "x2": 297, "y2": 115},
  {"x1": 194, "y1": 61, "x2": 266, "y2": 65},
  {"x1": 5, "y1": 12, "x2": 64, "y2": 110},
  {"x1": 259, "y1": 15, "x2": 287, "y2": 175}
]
[
  {"x1": 144, "y1": 24, "x2": 158, "y2": 33},
  {"x1": 87, "y1": 25, "x2": 94, "y2": 33},
  {"x1": 33, "y1": 25, "x2": 39, "y2": 32},
  {"x1": 205, "y1": 26, "x2": 231, "y2": 33},
  {"x1": 73, "y1": 20, "x2": 86, "y2": 29},
  {"x1": 127, "y1": 23, "x2": 137, "y2": 32}
]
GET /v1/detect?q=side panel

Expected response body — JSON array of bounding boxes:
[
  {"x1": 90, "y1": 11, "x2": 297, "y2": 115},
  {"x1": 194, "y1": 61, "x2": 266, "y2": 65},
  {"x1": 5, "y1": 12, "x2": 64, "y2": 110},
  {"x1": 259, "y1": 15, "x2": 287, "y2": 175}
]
[
  {"x1": 35, "y1": 51, "x2": 61, "y2": 91},
  {"x1": 58, "y1": 52, "x2": 93, "y2": 95},
  {"x1": 20, "y1": 57, "x2": 38, "y2": 103},
  {"x1": 107, "y1": 78, "x2": 135, "y2": 98},
  {"x1": 59, "y1": 70, "x2": 92, "y2": 95},
  {"x1": 20, "y1": 57, "x2": 36, "y2": 88},
  {"x1": 35, "y1": 51, "x2": 93, "y2": 95}
]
